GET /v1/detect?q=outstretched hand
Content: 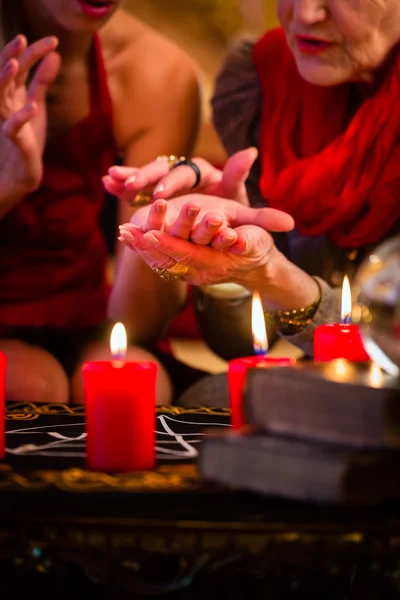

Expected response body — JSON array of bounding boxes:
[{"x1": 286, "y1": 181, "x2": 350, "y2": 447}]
[{"x1": 104, "y1": 147, "x2": 259, "y2": 206}]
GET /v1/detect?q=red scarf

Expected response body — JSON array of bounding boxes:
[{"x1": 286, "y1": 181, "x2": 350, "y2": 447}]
[{"x1": 253, "y1": 28, "x2": 400, "y2": 248}]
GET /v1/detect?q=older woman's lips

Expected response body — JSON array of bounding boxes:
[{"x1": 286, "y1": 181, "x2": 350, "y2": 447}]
[
  {"x1": 295, "y1": 36, "x2": 334, "y2": 55},
  {"x1": 77, "y1": 0, "x2": 115, "y2": 18}
]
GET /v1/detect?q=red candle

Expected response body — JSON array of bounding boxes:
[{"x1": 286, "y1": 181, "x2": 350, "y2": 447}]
[
  {"x1": 228, "y1": 292, "x2": 295, "y2": 429},
  {"x1": 314, "y1": 323, "x2": 370, "y2": 362},
  {"x1": 314, "y1": 275, "x2": 370, "y2": 362},
  {"x1": 82, "y1": 323, "x2": 158, "y2": 472},
  {"x1": 228, "y1": 355, "x2": 295, "y2": 429},
  {"x1": 0, "y1": 352, "x2": 6, "y2": 459}
]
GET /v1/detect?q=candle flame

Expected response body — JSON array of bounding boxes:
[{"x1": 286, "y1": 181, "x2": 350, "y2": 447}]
[
  {"x1": 341, "y1": 275, "x2": 352, "y2": 324},
  {"x1": 368, "y1": 362, "x2": 383, "y2": 388},
  {"x1": 110, "y1": 322, "x2": 127, "y2": 360},
  {"x1": 251, "y1": 292, "x2": 268, "y2": 356}
]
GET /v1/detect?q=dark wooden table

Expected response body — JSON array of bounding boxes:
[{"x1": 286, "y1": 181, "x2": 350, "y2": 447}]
[{"x1": 2, "y1": 402, "x2": 400, "y2": 599}]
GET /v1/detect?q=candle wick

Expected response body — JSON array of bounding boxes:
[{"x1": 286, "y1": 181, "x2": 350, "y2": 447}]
[
  {"x1": 112, "y1": 353, "x2": 126, "y2": 368},
  {"x1": 255, "y1": 348, "x2": 268, "y2": 357},
  {"x1": 341, "y1": 315, "x2": 352, "y2": 325}
]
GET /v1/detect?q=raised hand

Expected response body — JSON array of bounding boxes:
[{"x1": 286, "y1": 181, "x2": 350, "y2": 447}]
[
  {"x1": 0, "y1": 35, "x2": 61, "y2": 204},
  {"x1": 103, "y1": 147, "x2": 258, "y2": 206}
]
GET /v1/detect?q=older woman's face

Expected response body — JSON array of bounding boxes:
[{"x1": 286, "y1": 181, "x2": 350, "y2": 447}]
[{"x1": 278, "y1": 0, "x2": 400, "y2": 86}]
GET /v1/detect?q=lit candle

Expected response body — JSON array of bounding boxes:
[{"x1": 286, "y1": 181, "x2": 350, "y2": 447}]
[
  {"x1": 228, "y1": 292, "x2": 295, "y2": 430},
  {"x1": 82, "y1": 322, "x2": 158, "y2": 472},
  {"x1": 0, "y1": 352, "x2": 6, "y2": 460},
  {"x1": 314, "y1": 275, "x2": 370, "y2": 362}
]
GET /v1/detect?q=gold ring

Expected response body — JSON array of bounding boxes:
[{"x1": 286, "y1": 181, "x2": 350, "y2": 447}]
[
  {"x1": 156, "y1": 155, "x2": 186, "y2": 169},
  {"x1": 128, "y1": 191, "x2": 153, "y2": 207},
  {"x1": 153, "y1": 263, "x2": 189, "y2": 281}
]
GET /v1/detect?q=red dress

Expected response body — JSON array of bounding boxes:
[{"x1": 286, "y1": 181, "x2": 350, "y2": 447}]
[{"x1": 0, "y1": 34, "x2": 119, "y2": 329}]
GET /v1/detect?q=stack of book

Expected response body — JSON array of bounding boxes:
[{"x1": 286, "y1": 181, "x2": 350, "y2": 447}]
[{"x1": 198, "y1": 361, "x2": 400, "y2": 504}]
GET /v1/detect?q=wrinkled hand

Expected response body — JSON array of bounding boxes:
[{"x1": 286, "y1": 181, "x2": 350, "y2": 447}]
[
  {"x1": 103, "y1": 147, "x2": 258, "y2": 206},
  {"x1": 0, "y1": 34, "x2": 61, "y2": 201},
  {"x1": 118, "y1": 194, "x2": 294, "y2": 286}
]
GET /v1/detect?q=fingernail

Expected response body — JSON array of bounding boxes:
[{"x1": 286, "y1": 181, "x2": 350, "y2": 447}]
[
  {"x1": 207, "y1": 220, "x2": 221, "y2": 228},
  {"x1": 144, "y1": 233, "x2": 160, "y2": 245},
  {"x1": 154, "y1": 184, "x2": 164, "y2": 195},
  {"x1": 188, "y1": 207, "x2": 200, "y2": 218},
  {"x1": 45, "y1": 36, "x2": 58, "y2": 46},
  {"x1": 155, "y1": 202, "x2": 166, "y2": 215},
  {"x1": 223, "y1": 234, "x2": 236, "y2": 243},
  {"x1": 119, "y1": 230, "x2": 135, "y2": 244},
  {"x1": 126, "y1": 175, "x2": 136, "y2": 185}
]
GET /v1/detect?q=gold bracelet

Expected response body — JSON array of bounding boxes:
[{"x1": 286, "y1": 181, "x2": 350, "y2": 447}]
[{"x1": 264, "y1": 277, "x2": 322, "y2": 335}]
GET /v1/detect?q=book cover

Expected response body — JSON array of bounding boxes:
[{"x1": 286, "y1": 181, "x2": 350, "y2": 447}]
[{"x1": 243, "y1": 362, "x2": 400, "y2": 448}]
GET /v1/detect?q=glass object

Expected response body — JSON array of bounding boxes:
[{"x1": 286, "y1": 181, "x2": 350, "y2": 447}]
[{"x1": 353, "y1": 235, "x2": 400, "y2": 375}]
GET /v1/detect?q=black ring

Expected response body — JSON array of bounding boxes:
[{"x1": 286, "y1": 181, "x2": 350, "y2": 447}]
[{"x1": 171, "y1": 159, "x2": 201, "y2": 188}]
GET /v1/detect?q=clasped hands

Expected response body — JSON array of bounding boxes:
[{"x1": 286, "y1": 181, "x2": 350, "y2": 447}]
[
  {"x1": 106, "y1": 148, "x2": 295, "y2": 288},
  {"x1": 118, "y1": 194, "x2": 294, "y2": 287}
]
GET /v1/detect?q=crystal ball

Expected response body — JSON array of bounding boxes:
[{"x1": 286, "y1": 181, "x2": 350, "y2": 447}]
[{"x1": 353, "y1": 235, "x2": 400, "y2": 372}]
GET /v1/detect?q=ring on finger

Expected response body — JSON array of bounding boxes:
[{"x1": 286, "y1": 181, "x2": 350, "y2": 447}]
[
  {"x1": 171, "y1": 158, "x2": 201, "y2": 189},
  {"x1": 152, "y1": 262, "x2": 189, "y2": 281}
]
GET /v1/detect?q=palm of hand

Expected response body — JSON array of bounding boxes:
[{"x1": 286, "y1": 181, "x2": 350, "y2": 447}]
[{"x1": 0, "y1": 77, "x2": 46, "y2": 195}]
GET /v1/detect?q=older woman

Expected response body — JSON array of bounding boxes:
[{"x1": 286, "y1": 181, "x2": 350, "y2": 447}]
[{"x1": 106, "y1": 0, "x2": 400, "y2": 363}]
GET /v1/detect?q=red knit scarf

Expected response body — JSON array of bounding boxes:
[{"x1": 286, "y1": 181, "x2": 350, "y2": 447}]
[{"x1": 253, "y1": 28, "x2": 400, "y2": 248}]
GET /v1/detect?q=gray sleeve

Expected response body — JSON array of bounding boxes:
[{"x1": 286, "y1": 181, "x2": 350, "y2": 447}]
[{"x1": 211, "y1": 40, "x2": 261, "y2": 157}]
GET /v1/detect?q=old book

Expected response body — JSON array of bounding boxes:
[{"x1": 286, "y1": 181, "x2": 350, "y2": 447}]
[
  {"x1": 243, "y1": 362, "x2": 400, "y2": 448},
  {"x1": 198, "y1": 431, "x2": 400, "y2": 505}
]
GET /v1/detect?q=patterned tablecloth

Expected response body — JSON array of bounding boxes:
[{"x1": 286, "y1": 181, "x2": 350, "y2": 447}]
[{"x1": 2, "y1": 402, "x2": 230, "y2": 495}]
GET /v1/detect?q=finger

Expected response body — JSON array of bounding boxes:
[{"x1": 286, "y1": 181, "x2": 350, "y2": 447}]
[
  {"x1": 0, "y1": 58, "x2": 18, "y2": 97},
  {"x1": 102, "y1": 175, "x2": 126, "y2": 196},
  {"x1": 232, "y1": 204, "x2": 295, "y2": 232},
  {"x1": 189, "y1": 212, "x2": 225, "y2": 245},
  {"x1": 124, "y1": 159, "x2": 170, "y2": 192},
  {"x1": 221, "y1": 147, "x2": 258, "y2": 200},
  {"x1": 0, "y1": 35, "x2": 27, "y2": 70},
  {"x1": 16, "y1": 36, "x2": 59, "y2": 86},
  {"x1": 2, "y1": 101, "x2": 37, "y2": 139},
  {"x1": 228, "y1": 225, "x2": 272, "y2": 257},
  {"x1": 103, "y1": 175, "x2": 142, "y2": 205},
  {"x1": 209, "y1": 227, "x2": 239, "y2": 250},
  {"x1": 108, "y1": 166, "x2": 138, "y2": 182},
  {"x1": 143, "y1": 230, "x2": 215, "y2": 269},
  {"x1": 119, "y1": 226, "x2": 176, "y2": 270},
  {"x1": 27, "y1": 51, "x2": 61, "y2": 104},
  {"x1": 143, "y1": 199, "x2": 167, "y2": 232},
  {"x1": 153, "y1": 157, "x2": 222, "y2": 199},
  {"x1": 166, "y1": 203, "x2": 200, "y2": 239}
]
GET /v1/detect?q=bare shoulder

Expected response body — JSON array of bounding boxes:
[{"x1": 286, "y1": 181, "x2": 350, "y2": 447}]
[
  {"x1": 99, "y1": 9, "x2": 201, "y2": 150},
  {"x1": 100, "y1": 9, "x2": 199, "y2": 98}
]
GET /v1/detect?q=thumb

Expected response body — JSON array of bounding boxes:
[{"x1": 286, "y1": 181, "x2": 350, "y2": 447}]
[{"x1": 221, "y1": 147, "x2": 258, "y2": 200}]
